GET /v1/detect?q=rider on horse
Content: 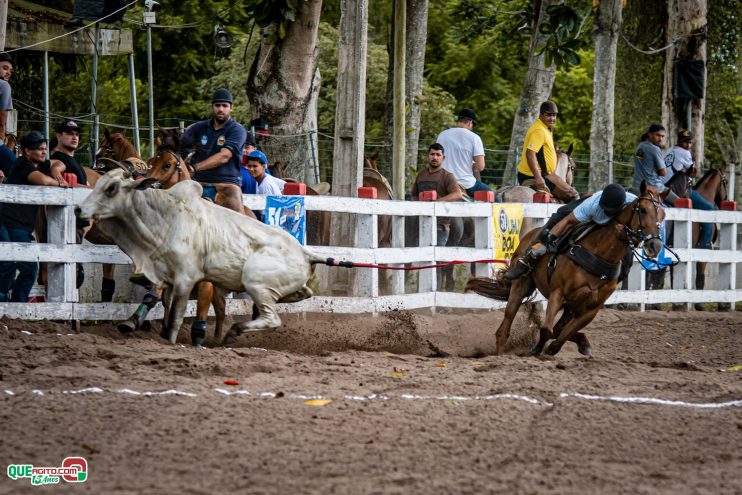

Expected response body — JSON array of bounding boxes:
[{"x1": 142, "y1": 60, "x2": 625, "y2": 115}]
[{"x1": 504, "y1": 184, "x2": 635, "y2": 280}]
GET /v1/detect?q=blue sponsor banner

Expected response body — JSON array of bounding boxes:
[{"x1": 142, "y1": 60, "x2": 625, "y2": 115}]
[
  {"x1": 264, "y1": 196, "x2": 306, "y2": 245},
  {"x1": 641, "y1": 220, "x2": 673, "y2": 271}
]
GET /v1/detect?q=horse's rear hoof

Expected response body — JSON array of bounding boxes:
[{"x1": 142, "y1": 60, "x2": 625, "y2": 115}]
[{"x1": 117, "y1": 319, "x2": 137, "y2": 334}]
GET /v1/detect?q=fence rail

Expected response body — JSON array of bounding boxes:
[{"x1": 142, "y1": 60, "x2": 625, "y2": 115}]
[{"x1": 0, "y1": 185, "x2": 739, "y2": 320}]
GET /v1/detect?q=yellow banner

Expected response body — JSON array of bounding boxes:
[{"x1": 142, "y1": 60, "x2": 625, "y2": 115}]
[{"x1": 493, "y1": 204, "x2": 524, "y2": 264}]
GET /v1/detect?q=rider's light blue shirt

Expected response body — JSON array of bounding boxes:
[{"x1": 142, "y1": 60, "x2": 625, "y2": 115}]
[{"x1": 573, "y1": 191, "x2": 638, "y2": 225}]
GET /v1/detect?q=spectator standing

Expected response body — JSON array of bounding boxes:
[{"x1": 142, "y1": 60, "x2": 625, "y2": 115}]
[
  {"x1": 0, "y1": 132, "x2": 68, "y2": 302},
  {"x1": 633, "y1": 123, "x2": 678, "y2": 206},
  {"x1": 517, "y1": 101, "x2": 561, "y2": 194},
  {"x1": 0, "y1": 52, "x2": 15, "y2": 181},
  {"x1": 411, "y1": 143, "x2": 463, "y2": 246},
  {"x1": 436, "y1": 108, "x2": 490, "y2": 196},
  {"x1": 411, "y1": 143, "x2": 464, "y2": 289},
  {"x1": 181, "y1": 88, "x2": 247, "y2": 211}
]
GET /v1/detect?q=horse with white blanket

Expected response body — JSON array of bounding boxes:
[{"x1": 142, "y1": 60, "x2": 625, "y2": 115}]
[{"x1": 75, "y1": 169, "x2": 320, "y2": 345}]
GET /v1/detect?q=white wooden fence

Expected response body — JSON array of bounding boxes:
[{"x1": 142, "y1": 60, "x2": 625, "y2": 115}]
[{"x1": 0, "y1": 184, "x2": 739, "y2": 320}]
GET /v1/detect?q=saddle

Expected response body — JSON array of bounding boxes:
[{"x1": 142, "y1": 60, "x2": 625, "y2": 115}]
[
  {"x1": 95, "y1": 157, "x2": 148, "y2": 178},
  {"x1": 363, "y1": 167, "x2": 395, "y2": 199},
  {"x1": 547, "y1": 222, "x2": 621, "y2": 281}
]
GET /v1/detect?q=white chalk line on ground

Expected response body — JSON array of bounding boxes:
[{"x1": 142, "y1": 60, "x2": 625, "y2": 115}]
[{"x1": 4, "y1": 387, "x2": 742, "y2": 410}]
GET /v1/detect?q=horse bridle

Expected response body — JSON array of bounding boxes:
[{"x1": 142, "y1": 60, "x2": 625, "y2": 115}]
[
  {"x1": 150, "y1": 148, "x2": 192, "y2": 187},
  {"x1": 619, "y1": 194, "x2": 663, "y2": 247}
]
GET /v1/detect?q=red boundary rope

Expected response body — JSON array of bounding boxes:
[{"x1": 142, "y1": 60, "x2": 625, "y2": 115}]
[{"x1": 324, "y1": 258, "x2": 509, "y2": 271}]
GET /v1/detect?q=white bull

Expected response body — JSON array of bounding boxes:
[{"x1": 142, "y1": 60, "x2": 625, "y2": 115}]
[{"x1": 76, "y1": 169, "x2": 321, "y2": 344}]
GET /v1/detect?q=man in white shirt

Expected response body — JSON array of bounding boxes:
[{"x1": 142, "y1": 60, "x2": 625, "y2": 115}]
[{"x1": 435, "y1": 108, "x2": 490, "y2": 196}]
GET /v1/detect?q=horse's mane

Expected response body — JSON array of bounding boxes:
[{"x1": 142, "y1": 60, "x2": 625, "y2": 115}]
[{"x1": 693, "y1": 167, "x2": 718, "y2": 190}]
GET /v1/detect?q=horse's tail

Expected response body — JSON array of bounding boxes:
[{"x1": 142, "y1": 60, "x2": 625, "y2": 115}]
[{"x1": 465, "y1": 273, "x2": 512, "y2": 301}]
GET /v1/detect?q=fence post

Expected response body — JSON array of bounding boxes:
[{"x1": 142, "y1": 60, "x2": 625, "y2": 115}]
[
  {"x1": 672, "y1": 206, "x2": 692, "y2": 310},
  {"x1": 418, "y1": 202, "x2": 436, "y2": 293},
  {"x1": 473, "y1": 212, "x2": 493, "y2": 279},
  {"x1": 354, "y1": 192, "x2": 378, "y2": 297},
  {"x1": 718, "y1": 203, "x2": 738, "y2": 310},
  {"x1": 391, "y1": 215, "x2": 405, "y2": 294},
  {"x1": 46, "y1": 204, "x2": 77, "y2": 304}
]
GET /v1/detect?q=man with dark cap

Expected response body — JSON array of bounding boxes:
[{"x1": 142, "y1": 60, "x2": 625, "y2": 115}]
[
  {"x1": 0, "y1": 132, "x2": 68, "y2": 302},
  {"x1": 517, "y1": 101, "x2": 564, "y2": 195},
  {"x1": 504, "y1": 184, "x2": 636, "y2": 280},
  {"x1": 436, "y1": 108, "x2": 491, "y2": 196},
  {"x1": 181, "y1": 87, "x2": 247, "y2": 211},
  {"x1": 663, "y1": 129, "x2": 715, "y2": 248},
  {"x1": 0, "y1": 52, "x2": 15, "y2": 181},
  {"x1": 47, "y1": 119, "x2": 87, "y2": 187},
  {"x1": 633, "y1": 123, "x2": 678, "y2": 206}
]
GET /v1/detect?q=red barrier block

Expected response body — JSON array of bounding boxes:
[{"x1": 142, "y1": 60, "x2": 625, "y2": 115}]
[
  {"x1": 283, "y1": 182, "x2": 306, "y2": 195},
  {"x1": 473, "y1": 190, "x2": 494, "y2": 203},
  {"x1": 358, "y1": 186, "x2": 377, "y2": 199},
  {"x1": 419, "y1": 190, "x2": 437, "y2": 201},
  {"x1": 63, "y1": 173, "x2": 77, "y2": 187},
  {"x1": 721, "y1": 201, "x2": 737, "y2": 211},
  {"x1": 533, "y1": 192, "x2": 552, "y2": 203},
  {"x1": 674, "y1": 197, "x2": 693, "y2": 208}
]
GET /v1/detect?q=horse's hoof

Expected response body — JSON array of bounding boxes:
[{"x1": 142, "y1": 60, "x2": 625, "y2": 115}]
[
  {"x1": 222, "y1": 329, "x2": 240, "y2": 346},
  {"x1": 577, "y1": 344, "x2": 593, "y2": 358},
  {"x1": 117, "y1": 320, "x2": 137, "y2": 334},
  {"x1": 544, "y1": 343, "x2": 560, "y2": 356}
]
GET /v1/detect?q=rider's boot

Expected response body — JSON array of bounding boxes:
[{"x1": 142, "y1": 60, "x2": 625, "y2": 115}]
[
  {"x1": 118, "y1": 291, "x2": 161, "y2": 333},
  {"x1": 503, "y1": 229, "x2": 553, "y2": 281}
]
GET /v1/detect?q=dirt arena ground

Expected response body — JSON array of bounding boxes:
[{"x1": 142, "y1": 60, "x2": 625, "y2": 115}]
[{"x1": 0, "y1": 308, "x2": 740, "y2": 494}]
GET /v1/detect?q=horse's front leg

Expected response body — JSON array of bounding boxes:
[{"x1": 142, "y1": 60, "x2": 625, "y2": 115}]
[
  {"x1": 529, "y1": 289, "x2": 564, "y2": 355},
  {"x1": 544, "y1": 307, "x2": 601, "y2": 356}
]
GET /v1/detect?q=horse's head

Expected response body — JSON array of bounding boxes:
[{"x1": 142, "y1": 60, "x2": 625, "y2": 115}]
[
  {"x1": 694, "y1": 166, "x2": 728, "y2": 207},
  {"x1": 364, "y1": 151, "x2": 380, "y2": 171},
  {"x1": 555, "y1": 144, "x2": 575, "y2": 179},
  {"x1": 619, "y1": 180, "x2": 665, "y2": 259},
  {"x1": 147, "y1": 141, "x2": 191, "y2": 190}
]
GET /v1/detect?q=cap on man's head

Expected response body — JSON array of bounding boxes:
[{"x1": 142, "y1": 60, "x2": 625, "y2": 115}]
[
  {"x1": 212, "y1": 88, "x2": 233, "y2": 105},
  {"x1": 21, "y1": 131, "x2": 48, "y2": 150},
  {"x1": 677, "y1": 129, "x2": 693, "y2": 143},
  {"x1": 0, "y1": 52, "x2": 13, "y2": 65},
  {"x1": 647, "y1": 123, "x2": 665, "y2": 134},
  {"x1": 247, "y1": 149, "x2": 267, "y2": 165},
  {"x1": 55, "y1": 119, "x2": 82, "y2": 134},
  {"x1": 457, "y1": 108, "x2": 478, "y2": 125},
  {"x1": 540, "y1": 101, "x2": 559, "y2": 115},
  {"x1": 599, "y1": 184, "x2": 627, "y2": 211},
  {"x1": 244, "y1": 131, "x2": 257, "y2": 148}
]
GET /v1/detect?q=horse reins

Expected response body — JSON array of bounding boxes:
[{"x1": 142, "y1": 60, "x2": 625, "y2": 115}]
[
  {"x1": 618, "y1": 193, "x2": 679, "y2": 269},
  {"x1": 151, "y1": 148, "x2": 192, "y2": 187}
]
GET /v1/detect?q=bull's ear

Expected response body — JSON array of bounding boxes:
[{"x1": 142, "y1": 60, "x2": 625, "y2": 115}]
[{"x1": 134, "y1": 177, "x2": 159, "y2": 190}]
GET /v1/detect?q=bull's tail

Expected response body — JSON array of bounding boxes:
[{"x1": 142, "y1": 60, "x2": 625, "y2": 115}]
[
  {"x1": 465, "y1": 272, "x2": 513, "y2": 301},
  {"x1": 304, "y1": 249, "x2": 331, "y2": 266}
]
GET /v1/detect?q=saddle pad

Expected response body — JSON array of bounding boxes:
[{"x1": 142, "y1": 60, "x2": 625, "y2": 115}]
[
  {"x1": 566, "y1": 244, "x2": 621, "y2": 280},
  {"x1": 363, "y1": 168, "x2": 394, "y2": 198}
]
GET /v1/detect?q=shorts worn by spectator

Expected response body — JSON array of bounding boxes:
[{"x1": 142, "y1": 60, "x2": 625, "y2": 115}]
[
  {"x1": 436, "y1": 108, "x2": 490, "y2": 196},
  {"x1": 0, "y1": 132, "x2": 68, "y2": 302}
]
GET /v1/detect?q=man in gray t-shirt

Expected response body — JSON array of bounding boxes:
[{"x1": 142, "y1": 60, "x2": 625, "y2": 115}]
[
  {"x1": 632, "y1": 123, "x2": 678, "y2": 206},
  {"x1": 0, "y1": 52, "x2": 15, "y2": 181}
]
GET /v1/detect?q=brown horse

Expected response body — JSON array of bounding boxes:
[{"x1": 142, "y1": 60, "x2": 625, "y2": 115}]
[{"x1": 467, "y1": 182, "x2": 665, "y2": 357}]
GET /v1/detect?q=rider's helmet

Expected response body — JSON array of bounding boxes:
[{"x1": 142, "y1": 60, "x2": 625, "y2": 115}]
[
  {"x1": 211, "y1": 88, "x2": 233, "y2": 105},
  {"x1": 599, "y1": 184, "x2": 626, "y2": 211}
]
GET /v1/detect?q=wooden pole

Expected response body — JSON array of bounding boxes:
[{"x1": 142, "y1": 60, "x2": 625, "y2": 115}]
[
  {"x1": 0, "y1": 0, "x2": 8, "y2": 52},
  {"x1": 329, "y1": 0, "x2": 368, "y2": 295},
  {"x1": 392, "y1": 0, "x2": 406, "y2": 200}
]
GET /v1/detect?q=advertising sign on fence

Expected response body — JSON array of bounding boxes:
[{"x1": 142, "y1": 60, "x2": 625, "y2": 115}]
[
  {"x1": 641, "y1": 220, "x2": 673, "y2": 271},
  {"x1": 493, "y1": 204, "x2": 523, "y2": 265},
  {"x1": 264, "y1": 196, "x2": 306, "y2": 245}
]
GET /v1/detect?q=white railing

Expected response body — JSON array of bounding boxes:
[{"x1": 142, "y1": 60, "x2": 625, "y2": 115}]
[{"x1": 0, "y1": 185, "x2": 739, "y2": 320}]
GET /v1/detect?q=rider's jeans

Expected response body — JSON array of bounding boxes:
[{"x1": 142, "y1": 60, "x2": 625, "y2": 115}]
[{"x1": 690, "y1": 189, "x2": 715, "y2": 249}]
